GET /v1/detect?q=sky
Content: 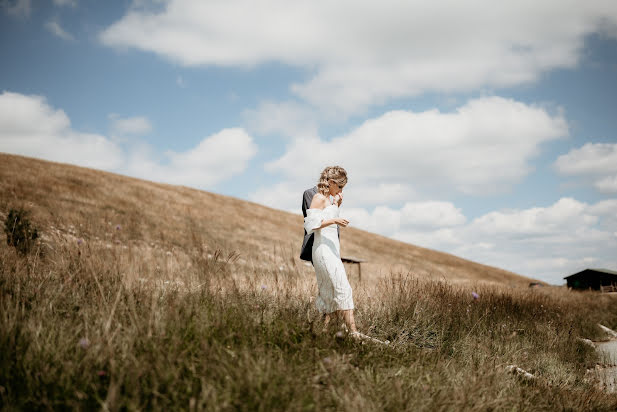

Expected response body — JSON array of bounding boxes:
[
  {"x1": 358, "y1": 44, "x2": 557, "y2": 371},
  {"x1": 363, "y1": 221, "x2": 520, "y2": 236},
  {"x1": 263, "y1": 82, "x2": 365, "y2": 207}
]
[{"x1": 1, "y1": 0, "x2": 617, "y2": 284}]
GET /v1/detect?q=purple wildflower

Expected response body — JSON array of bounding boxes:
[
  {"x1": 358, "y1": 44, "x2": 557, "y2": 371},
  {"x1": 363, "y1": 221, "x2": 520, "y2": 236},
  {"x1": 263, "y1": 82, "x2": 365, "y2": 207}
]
[
  {"x1": 261, "y1": 284, "x2": 267, "y2": 290},
  {"x1": 77, "y1": 239, "x2": 83, "y2": 245},
  {"x1": 471, "y1": 291, "x2": 479, "y2": 300},
  {"x1": 78, "y1": 338, "x2": 89, "y2": 349},
  {"x1": 115, "y1": 224, "x2": 121, "y2": 230}
]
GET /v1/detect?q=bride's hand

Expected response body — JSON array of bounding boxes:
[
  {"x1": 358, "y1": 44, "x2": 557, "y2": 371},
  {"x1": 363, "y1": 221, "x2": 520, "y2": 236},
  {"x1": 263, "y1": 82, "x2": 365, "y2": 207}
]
[
  {"x1": 335, "y1": 192, "x2": 343, "y2": 206},
  {"x1": 334, "y1": 218, "x2": 349, "y2": 227}
]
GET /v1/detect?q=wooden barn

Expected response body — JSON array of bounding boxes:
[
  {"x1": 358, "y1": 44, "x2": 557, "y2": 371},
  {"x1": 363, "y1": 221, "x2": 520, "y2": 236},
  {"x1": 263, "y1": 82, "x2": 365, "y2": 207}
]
[{"x1": 564, "y1": 268, "x2": 617, "y2": 292}]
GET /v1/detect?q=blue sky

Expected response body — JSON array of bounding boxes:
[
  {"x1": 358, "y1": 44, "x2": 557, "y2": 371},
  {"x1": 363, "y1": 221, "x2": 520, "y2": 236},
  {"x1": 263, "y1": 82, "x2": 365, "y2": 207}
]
[{"x1": 1, "y1": 0, "x2": 617, "y2": 284}]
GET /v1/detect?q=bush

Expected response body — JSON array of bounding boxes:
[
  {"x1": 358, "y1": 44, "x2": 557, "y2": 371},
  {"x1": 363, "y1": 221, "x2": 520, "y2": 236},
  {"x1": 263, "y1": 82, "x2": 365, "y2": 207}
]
[{"x1": 4, "y1": 208, "x2": 39, "y2": 254}]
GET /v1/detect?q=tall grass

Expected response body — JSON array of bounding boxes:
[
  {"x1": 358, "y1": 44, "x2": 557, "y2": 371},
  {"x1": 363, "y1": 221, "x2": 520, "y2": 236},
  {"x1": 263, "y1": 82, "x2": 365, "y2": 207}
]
[{"x1": 2, "y1": 231, "x2": 617, "y2": 411}]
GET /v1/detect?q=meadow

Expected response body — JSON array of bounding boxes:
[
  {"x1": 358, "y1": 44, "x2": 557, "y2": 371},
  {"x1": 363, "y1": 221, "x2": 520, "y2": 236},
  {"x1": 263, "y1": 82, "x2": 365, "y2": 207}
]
[
  {"x1": 2, "y1": 223, "x2": 617, "y2": 410},
  {"x1": 1, "y1": 153, "x2": 617, "y2": 410}
]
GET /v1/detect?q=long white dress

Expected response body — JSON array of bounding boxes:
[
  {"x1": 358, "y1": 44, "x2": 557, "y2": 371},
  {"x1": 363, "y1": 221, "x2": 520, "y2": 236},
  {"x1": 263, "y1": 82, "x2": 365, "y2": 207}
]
[{"x1": 304, "y1": 203, "x2": 354, "y2": 313}]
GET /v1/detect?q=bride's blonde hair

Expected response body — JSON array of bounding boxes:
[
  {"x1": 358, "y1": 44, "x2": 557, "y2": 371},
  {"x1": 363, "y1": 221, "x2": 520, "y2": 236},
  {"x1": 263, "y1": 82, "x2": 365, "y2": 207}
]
[{"x1": 317, "y1": 166, "x2": 347, "y2": 196}]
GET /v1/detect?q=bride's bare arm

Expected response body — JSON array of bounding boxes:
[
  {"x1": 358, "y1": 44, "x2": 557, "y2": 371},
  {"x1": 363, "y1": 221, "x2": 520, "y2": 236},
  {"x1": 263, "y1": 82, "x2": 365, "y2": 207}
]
[
  {"x1": 309, "y1": 194, "x2": 349, "y2": 230},
  {"x1": 316, "y1": 217, "x2": 349, "y2": 229}
]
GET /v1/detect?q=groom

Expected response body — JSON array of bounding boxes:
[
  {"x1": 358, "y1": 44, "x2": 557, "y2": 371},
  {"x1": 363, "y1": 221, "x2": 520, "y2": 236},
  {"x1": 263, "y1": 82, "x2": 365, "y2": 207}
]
[{"x1": 300, "y1": 186, "x2": 340, "y2": 263}]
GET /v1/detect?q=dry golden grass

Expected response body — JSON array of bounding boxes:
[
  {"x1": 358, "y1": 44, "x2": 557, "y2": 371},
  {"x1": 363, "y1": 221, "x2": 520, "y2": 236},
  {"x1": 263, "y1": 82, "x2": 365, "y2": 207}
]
[
  {"x1": 3, "y1": 153, "x2": 617, "y2": 410},
  {"x1": 0, "y1": 152, "x2": 537, "y2": 289}
]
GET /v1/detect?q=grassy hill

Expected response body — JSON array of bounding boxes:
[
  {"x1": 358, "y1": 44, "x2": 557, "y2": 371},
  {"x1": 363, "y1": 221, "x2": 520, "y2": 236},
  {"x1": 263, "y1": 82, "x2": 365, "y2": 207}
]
[
  {"x1": 2, "y1": 152, "x2": 617, "y2": 410},
  {"x1": 0, "y1": 153, "x2": 536, "y2": 287}
]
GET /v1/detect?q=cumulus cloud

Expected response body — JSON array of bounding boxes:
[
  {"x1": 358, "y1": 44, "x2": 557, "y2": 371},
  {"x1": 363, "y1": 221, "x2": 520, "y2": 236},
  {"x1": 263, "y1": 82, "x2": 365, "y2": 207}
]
[
  {"x1": 0, "y1": 91, "x2": 257, "y2": 188},
  {"x1": 0, "y1": 91, "x2": 124, "y2": 170},
  {"x1": 109, "y1": 114, "x2": 152, "y2": 136},
  {"x1": 52, "y1": 0, "x2": 77, "y2": 6},
  {"x1": 339, "y1": 197, "x2": 617, "y2": 284},
  {"x1": 45, "y1": 20, "x2": 75, "y2": 42},
  {"x1": 99, "y1": 0, "x2": 617, "y2": 114},
  {"x1": 249, "y1": 181, "x2": 418, "y2": 215},
  {"x1": 265, "y1": 96, "x2": 568, "y2": 196},
  {"x1": 2, "y1": 0, "x2": 31, "y2": 17},
  {"x1": 343, "y1": 201, "x2": 466, "y2": 236},
  {"x1": 243, "y1": 101, "x2": 318, "y2": 139},
  {"x1": 125, "y1": 128, "x2": 257, "y2": 187},
  {"x1": 554, "y1": 142, "x2": 617, "y2": 193}
]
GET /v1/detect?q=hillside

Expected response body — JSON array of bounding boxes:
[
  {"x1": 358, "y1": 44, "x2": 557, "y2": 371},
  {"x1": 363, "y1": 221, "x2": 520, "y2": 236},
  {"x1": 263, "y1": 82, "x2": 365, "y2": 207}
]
[
  {"x1": 4, "y1": 152, "x2": 617, "y2": 410},
  {"x1": 0, "y1": 152, "x2": 537, "y2": 286}
]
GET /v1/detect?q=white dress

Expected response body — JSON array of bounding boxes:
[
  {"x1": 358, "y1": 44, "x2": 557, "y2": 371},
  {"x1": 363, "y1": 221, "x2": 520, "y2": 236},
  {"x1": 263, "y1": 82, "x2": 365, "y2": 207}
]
[{"x1": 304, "y1": 203, "x2": 354, "y2": 313}]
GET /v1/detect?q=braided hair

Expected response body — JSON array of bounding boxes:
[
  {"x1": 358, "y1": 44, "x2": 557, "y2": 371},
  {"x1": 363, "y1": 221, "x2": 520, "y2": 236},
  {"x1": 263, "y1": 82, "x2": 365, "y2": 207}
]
[{"x1": 317, "y1": 166, "x2": 347, "y2": 196}]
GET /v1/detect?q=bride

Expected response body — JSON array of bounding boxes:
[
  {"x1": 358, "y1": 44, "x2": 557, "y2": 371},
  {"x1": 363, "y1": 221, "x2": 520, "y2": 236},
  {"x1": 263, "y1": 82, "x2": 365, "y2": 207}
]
[{"x1": 304, "y1": 166, "x2": 387, "y2": 344}]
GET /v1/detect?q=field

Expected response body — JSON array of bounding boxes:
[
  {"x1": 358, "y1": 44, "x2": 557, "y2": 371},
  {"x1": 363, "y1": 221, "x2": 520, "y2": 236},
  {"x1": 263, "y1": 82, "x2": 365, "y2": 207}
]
[{"x1": 2, "y1": 153, "x2": 617, "y2": 410}]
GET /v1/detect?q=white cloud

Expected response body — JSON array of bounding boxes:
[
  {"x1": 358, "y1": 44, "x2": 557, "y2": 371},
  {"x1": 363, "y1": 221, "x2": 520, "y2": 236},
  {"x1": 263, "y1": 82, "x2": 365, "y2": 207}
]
[
  {"x1": 339, "y1": 197, "x2": 617, "y2": 284},
  {"x1": 342, "y1": 200, "x2": 465, "y2": 236},
  {"x1": 99, "y1": 0, "x2": 617, "y2": 114},
  {"x1": 0, "y1": 91, "x2": 124, "y2": 170},
  {"x1": 555, "y1": 142, "x2": 617, "y2": 193},
  {"x1": 589, "y1": 199, "x2": 617, "y2": 216},
  {"x1": 0, "y1": 91, "x2": 257, "y2": 189},
  {"x1": 248, "y1": 182, "x2": 307, "y2": 215},
  {"x1": 248, "y1": 181, "x2": 418, "y2": 215},
  {"x1": 2, "y1": 0, "x2": 31, "y2": 17},
  {"x1": 265, "y1": 96, "x2": 568, "y2": 196},
  {"x1": 52, "y1": 0, "x2": 77, "y2": 6},
  {"x1": 342, "y1": 183, "x2": 417, "y2": 208},
  {"x1": 594, "y1": 175, "x2": 617, "y2": 193},
  {"x1": 471, "y1": 198, "x2": 596, "y2": 236},
  {"x1": 401, "y1": 202, "x2": 466, "y2": 227},
  {"x1": 555, "y1": 142, "x2": 617, "y2": 175},
  {"x1": 45, "y1": 20, "x2": 75, "y2": 42},
  {"x1": 125, "y1": 128, "x2": 257, "y2": 187},
  {"x1": 243, "y1": 101, "x2": 317, "y2": 139},
  {"x1": 109, "y1": 114, "x2": 152, "y2": 136},
  {"x1": 453, "y1": 198, "x2": 617, "y2": 284}
]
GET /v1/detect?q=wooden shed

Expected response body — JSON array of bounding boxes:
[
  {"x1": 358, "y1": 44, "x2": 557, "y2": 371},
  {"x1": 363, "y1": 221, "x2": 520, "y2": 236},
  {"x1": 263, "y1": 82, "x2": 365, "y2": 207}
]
[
  {"x1": 564, "y1": 268, "x2": 617, "y2": 291},
  {"x1": 341, "y1": 256, "x2": 366, "y2": 281}
]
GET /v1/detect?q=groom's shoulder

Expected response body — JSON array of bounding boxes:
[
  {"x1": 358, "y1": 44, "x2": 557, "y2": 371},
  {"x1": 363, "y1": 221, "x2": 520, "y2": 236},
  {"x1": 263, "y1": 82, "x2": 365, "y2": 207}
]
[{"x1": 303, "y1": 186, "x2": 317, "y2": 196}]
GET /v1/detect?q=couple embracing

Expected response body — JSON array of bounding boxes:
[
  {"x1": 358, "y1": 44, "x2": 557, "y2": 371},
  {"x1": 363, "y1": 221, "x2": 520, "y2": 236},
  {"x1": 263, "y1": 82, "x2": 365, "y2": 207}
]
[{"x1": 301, "y1": 166, "x2": 387, "y2": 344}]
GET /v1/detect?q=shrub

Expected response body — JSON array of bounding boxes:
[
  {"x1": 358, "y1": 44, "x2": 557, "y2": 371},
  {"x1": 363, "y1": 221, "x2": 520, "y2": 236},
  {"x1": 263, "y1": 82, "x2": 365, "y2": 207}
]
[{"x1": 4, "y1": 208, "x2": 39, "y2": 254}]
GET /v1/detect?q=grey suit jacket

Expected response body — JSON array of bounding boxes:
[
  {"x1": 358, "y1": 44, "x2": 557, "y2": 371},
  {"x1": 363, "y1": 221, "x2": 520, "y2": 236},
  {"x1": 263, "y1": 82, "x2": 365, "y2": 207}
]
[{"x1": 300, "y1": 186, "x2": 340, "y2": 262}]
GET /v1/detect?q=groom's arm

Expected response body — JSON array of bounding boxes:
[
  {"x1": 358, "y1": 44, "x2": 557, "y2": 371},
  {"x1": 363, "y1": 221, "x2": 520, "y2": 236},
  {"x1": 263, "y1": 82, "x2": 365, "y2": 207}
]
[{"x1": 302, "y1": 189, "x2": 314, "y2": 218}]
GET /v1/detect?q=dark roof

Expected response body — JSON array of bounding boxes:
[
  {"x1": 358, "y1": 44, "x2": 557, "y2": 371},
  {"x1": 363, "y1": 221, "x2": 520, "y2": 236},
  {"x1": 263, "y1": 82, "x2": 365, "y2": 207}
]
[
  {"x1": 341, "y1": 256, "x2": 366, "y2": 263},
  {"x1": 564, "y1": 268, "x2": 617, "y2": 279}
]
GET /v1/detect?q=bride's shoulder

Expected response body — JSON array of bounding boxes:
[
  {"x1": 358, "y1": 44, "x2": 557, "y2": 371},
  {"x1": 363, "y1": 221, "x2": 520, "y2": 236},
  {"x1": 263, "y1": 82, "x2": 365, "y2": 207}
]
[{"x1": 309, "y1": 193, "x2": 328, "y2": 209}]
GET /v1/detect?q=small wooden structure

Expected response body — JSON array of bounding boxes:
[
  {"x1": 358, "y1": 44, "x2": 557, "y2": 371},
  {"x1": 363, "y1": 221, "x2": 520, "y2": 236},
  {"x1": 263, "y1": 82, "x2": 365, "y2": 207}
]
[
  {"x1": 341, "y1": 256, "x2": 366, "y2": 281},
  {"x1": 564, "y1": 268, "x2": 617, "y2": 291}
]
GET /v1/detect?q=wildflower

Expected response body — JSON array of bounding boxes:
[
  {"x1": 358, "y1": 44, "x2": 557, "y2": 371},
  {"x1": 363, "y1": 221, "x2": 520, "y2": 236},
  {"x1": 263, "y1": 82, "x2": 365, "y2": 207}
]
[
  {"x1": 77, "y1": 239, "x2": 83, "y2": 245},
  {"x1": 261, "y1": 284, "x2": 267, "y2": 290},
  {"x1": 97, "y1": 370, "x2": 106, "y2": 377},
  {"x1": 335, "y1": 331, "x2": 345, "y2": 339},
  {"x1": 115, "y1": 224, "x2": 121, "y2": 230},
  {"x1": 471, "y1": 291, "x2": 479, "y2": 300},
  {"x1": 78, "y1": 338, "x2": 89, "y2": 349}
]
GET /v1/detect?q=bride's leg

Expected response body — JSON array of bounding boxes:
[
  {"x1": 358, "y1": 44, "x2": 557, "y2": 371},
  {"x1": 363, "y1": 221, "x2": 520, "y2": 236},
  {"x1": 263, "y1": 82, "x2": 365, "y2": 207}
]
[
  {"x1": 337, "y1": 309, "x2": 357, "y2": 333},
  {"x1": 321, "y1": 312, "x2": 332, "y2": 332}
]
